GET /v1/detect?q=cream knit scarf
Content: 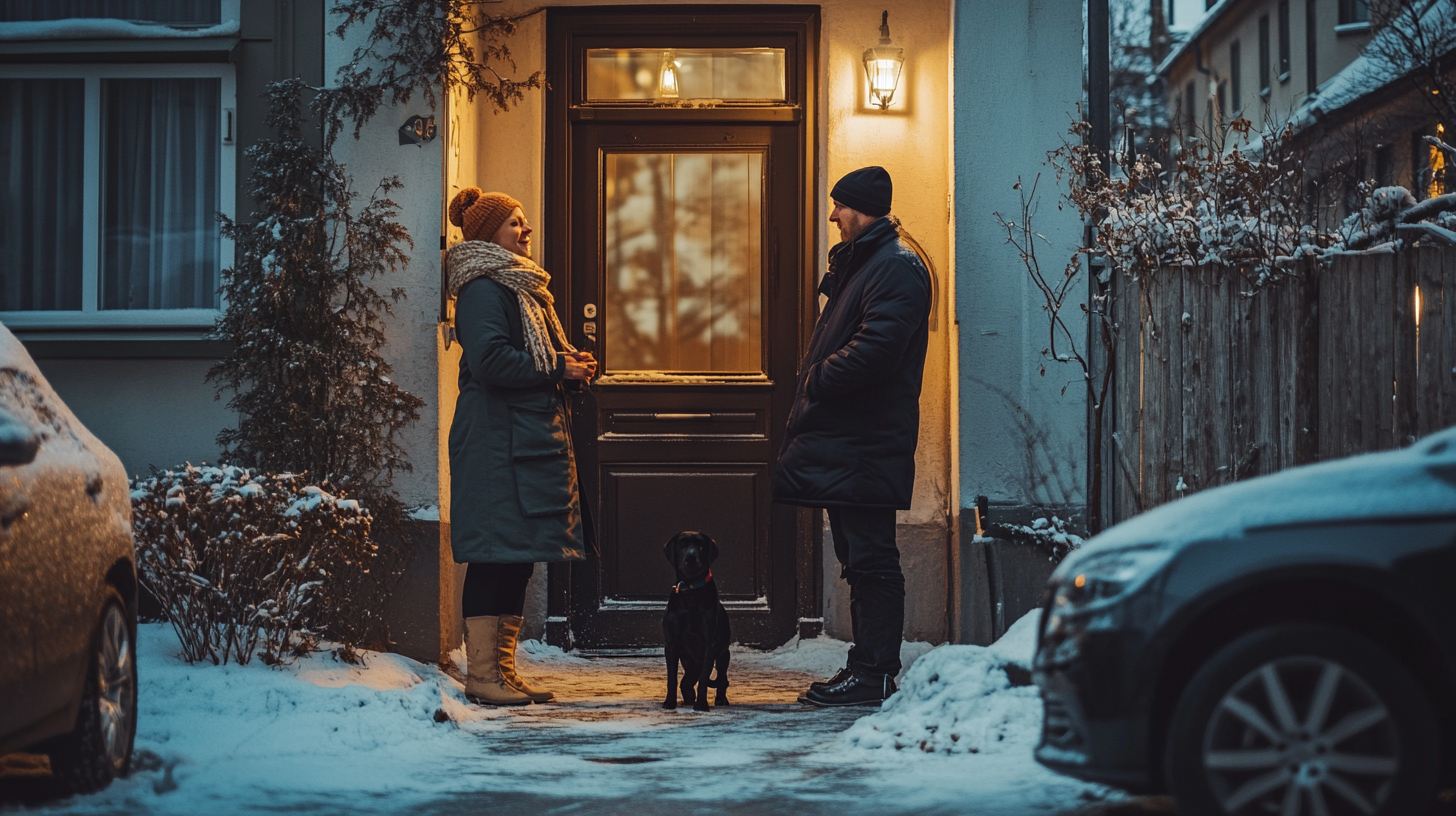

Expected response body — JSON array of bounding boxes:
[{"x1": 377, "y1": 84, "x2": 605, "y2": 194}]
[{"x1": 446, "y1": 240, "x2": 577, "y2": 374}]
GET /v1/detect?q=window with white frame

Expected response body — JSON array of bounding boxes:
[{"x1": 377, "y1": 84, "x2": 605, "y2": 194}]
[{"x1": 0, "y1": 63, "x2": 235, "y2": 329}]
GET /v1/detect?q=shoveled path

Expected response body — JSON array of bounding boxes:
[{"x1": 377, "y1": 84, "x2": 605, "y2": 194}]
[{"x1": 412, "y1": 647, "x2": 1168, "y2": 816}]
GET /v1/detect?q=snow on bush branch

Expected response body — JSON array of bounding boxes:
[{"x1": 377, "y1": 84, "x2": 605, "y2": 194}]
[
  {"x1": 132, "y1": 465, "x2": 381, "y2": 666},
  {"x1": 1060, "y1": 119, "x2": 1456, "y2": 287}
]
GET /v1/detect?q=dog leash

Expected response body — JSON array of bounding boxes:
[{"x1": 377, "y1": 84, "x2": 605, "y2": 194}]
[{"x1": 672, "y1": 570, "x2": 713, "y2": 594}]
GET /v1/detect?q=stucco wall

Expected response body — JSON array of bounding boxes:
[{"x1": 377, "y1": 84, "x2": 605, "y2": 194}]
[
  {"x1": 38, "y1": 358, "x2": 235, "y2": 478},
  {"x1": 324, "y1": 24, "x2": 448, "y2": 512},
  {"x1": 954, "y1": 1, "x2": 1088, "y2": 517},
  {"x1": 454, "y1": 0, "x2": 956, "y2": 644}
]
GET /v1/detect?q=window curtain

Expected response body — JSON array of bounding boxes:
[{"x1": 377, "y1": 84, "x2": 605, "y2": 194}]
[
  {"x1": 0, "y1": 79, "x2": 84, "y2": 311},
  {"x1": 102, "y1": 77, "x2": 220, "y2": 311},
  {"x1": 0, "y1": 2, "x2": 220, "y2": 24}
]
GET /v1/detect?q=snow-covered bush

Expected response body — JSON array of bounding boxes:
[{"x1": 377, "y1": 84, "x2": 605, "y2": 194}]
[
  {"x1": 132, "y1": 465, "x2": 381, "y2": 666},
  {"x1": 1061, "y1": 121, "x2": 1456, "y2": 285},
  {"x1": 987, "y1": 515, "x2": 1084, "y2": 561},
  {"x1": 1057, "y1": 118, "x2": 1327, "y2": 287}
]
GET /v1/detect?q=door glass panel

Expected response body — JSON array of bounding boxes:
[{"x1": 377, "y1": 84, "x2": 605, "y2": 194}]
[
  {"x1": 604, "y1": 152, "x2": 763, "y2": 373},
  {"x1": 586, "y1": 49, "x2": 786, "y2": 102}
]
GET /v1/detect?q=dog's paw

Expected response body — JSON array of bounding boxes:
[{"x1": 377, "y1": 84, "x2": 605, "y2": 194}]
[
  {"x1": 662, "y1": 698, "x2": 677, "y2": 710},
  {"x1": 715, "y1": 694, "x2": 730, "y2": 706},
  {"x1": 693, "y1": 700, "x2": 711, "y2": 712}
]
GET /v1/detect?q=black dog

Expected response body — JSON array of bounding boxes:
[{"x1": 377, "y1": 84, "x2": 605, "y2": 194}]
[{"x1": 662, "y1": 531, "x2": 731, "y2": 711}]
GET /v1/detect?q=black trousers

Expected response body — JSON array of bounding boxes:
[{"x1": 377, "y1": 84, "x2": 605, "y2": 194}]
[
  {"x1": 461, "y1": 562, "x2": 534, "y2": 618},
  {"x1": 827, "y1": 506, "x2": 904, "y2": 679}
]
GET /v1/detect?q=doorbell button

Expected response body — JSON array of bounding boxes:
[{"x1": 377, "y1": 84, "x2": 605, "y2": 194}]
[{"x1": 583, "y1": 303, "x2": 597, "y2": 319}]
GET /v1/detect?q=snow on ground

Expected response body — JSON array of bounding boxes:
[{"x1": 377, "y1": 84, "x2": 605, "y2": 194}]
[
  {"x1": 2, "y1": 620, "x2": 1117, "y2": 816},
  {"x1": 842, "y1": 612, "x2": 1040, "y2": 755}
]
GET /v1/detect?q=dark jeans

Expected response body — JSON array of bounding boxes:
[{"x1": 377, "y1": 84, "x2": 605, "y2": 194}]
[
  {"x1": 461, "y1": 562, "x2": 534, "y2": 618},
  {"x1": 828, "y1": 506, "x2": 904, "y2": 679}
]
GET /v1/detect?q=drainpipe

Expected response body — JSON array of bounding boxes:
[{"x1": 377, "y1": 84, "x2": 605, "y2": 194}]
[
  {"x1": 1087, "y1": 0, "x2": 1110, "y2": 532},
  {"x1": 1087, "y1": 0, "x2": 1109, "y2": 161},
  {"x1": 1194, "y1": 39, "x2": 1216, "y2": 127}
]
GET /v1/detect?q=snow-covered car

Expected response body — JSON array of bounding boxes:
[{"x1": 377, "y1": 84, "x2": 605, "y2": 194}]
[
  {"x1": 0, "y1": 322, "x2": 137, "y2": 792},
  {"x1": 1034, "y1": 427, "x2": 1456, "y2": 816}
]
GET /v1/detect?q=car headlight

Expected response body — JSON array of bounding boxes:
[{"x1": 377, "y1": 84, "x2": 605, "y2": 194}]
[{"x1": 1045, "y1": 544, "x2": 1173, "y2": 635}]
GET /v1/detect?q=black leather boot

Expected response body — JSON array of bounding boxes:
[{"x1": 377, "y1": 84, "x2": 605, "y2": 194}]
[
  {"x1": 802, "y1": 672, "x2": 897, "y2": 707},
  {"x1": 798, "y1": 595, "x2": 860, "y2": 701},
  {"x1": 797, "y1": 666, "x2": 852, "y2": 703}
]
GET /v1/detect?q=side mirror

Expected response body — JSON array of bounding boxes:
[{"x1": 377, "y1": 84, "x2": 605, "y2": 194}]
[{"x1": 0, "y1": 419, "x2": 39, "y2": 467}]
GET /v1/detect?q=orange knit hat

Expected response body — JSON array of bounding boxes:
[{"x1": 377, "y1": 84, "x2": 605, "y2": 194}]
[{"x1": 449, "y1": 187, "x2": 523, "y2": 244}]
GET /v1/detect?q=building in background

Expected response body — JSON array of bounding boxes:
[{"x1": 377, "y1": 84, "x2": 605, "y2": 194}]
[{"x1": 1156, "y1": 0, "x2": 1453, "y2": 222}]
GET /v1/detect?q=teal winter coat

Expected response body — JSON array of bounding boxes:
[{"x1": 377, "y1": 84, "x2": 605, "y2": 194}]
[{"x1": 448, "y1": 276, "x2": 587, "y2": 564}]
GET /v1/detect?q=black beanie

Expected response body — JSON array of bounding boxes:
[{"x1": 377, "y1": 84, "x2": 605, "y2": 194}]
[{"x1": 830, "y1": 166, "x2": 892, "y2": 217}]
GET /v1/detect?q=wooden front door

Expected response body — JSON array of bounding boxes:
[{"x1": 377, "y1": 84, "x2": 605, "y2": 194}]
[{"x1": 545, "y1": 7, "x2": 819, "y2": 650}]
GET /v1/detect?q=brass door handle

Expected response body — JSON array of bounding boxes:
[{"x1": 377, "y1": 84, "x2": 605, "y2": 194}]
[{"x1": 652, "y1": 413, "x2": 713, "y2": 421}]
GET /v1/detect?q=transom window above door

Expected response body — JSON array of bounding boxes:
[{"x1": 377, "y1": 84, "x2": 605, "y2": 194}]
[
  {"x1": 585, "y1": 48, "x2": 787, "y2": 103},
  {"x1": 0, "y1": 64, "x2": 235, "y2": 329}
]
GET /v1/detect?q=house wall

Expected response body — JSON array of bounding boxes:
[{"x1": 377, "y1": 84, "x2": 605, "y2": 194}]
[
  {"x1": 452, "y1": 0, "x2": 957, "y2": 645},
  {"x1": 320, "y1": 10, "x2": 461, "y2": 660},
  {"x1": 36, "y1": 356, "x2": 235, "y2": 480},
  {"x1": 952, "y1": 0, "x2": 1088, "y2": 641}
]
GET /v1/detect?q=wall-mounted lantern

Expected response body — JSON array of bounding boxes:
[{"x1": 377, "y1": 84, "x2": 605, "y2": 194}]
[
  {"x1": 399, "y1": 114, "x2": 437, "y2": 146},
  {"x1": 862, "y1": 10, "x2": 904, "y2": 110},
  {"x1": 657, "y1": 50, "x2": 681, "y2": 99}
]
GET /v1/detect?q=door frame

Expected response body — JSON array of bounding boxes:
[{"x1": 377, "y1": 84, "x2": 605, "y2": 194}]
[{"x1": 543, "y1": 5, "x2": 822, "y2": 650}]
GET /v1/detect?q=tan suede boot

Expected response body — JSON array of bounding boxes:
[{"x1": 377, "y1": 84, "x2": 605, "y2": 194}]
[
  {"x1": 464, "y1": 616, "x2": 531, "y2": 706},
  {"x1": 497, "y1": 615, "x2": 555, "y2": 702}
]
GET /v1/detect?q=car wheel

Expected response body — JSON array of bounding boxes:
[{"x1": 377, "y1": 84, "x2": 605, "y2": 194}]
[
  {"x1": 44, "y1": 590, "x2": 137, "y2": 794},
  {"x1": 1165, "y1": 623, "x2": 1437, "y2": 816}
]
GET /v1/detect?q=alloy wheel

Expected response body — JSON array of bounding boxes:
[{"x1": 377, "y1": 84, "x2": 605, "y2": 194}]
[
  {"x1": 96, "y1": 604, "x2": 135, "y2": 772},
  {"x1": 1202, "y1": 655, "x2": 1399, "y2": 816}
]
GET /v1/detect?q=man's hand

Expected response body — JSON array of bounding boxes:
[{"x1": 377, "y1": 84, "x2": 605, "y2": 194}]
[{"x1": 564, "y1": 350, "x2": 598, "y2": 381}]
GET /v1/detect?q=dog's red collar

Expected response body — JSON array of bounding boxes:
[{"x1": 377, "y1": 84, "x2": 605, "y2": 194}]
[{"x1": 673, "y1": 570, "x2": 712, "y2": 593}]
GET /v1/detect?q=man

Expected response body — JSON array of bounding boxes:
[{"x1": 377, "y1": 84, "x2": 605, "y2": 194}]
[{"x1": 772, "y1": 166, "x2": 932, "y2": 707}]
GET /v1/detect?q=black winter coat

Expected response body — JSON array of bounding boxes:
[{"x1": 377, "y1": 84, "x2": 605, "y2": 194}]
[{"x1": 771, "y1": 217, "x2": 932, "y2": 509}]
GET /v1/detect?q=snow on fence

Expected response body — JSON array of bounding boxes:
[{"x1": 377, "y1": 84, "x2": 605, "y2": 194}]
[{"x1": 1110, "y1": 246, "x2": 1456, "y2": 524}]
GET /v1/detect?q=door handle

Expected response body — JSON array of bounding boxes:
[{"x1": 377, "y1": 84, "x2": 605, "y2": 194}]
[{"x1": 653, "y1": 413, "x2": 713, "y2": 421}]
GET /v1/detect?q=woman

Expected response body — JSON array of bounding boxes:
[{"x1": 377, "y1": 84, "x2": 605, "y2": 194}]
[{"x1": 445, "y1": 188, "x2": 596, "y2": 706}]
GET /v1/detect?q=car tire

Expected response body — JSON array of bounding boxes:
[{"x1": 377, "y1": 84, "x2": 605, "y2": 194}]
[
  {"x1": 1165, "y1": 623, "x2": 1437, "y2": 816},
  {"x1": 42, "y1": 589, "x2": 137, "y2": 794}
]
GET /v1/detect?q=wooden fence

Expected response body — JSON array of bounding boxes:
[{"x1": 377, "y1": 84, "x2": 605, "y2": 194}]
[{"x1": 1109, "y1": 246, "x2": 1456, "y2": 525}]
